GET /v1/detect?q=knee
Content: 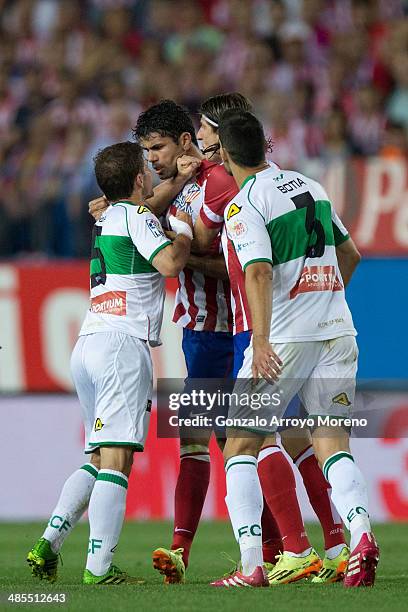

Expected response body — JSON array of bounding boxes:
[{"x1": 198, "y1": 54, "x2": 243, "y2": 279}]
[
  {"x1": 100, "y1": 447, "x2": 134, "y2": 477},
  {"x1": 223, "y1": 437, "x2": 260, "y2": 462},
  {"x1": 90, "y1": 451, "x2": 101, "y2": 471}
]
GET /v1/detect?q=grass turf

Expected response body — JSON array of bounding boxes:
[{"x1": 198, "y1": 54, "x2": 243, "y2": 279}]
[{"x1": 0, "y1": 521, "x2": 406, "y2": 612}]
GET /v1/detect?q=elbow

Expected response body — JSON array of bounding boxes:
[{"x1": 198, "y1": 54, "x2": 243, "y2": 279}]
[
  {"x1": 160, "y1": 261, "x2": 183, "y2": 278},
  {"x1": 348, "y1": 248, "x2": 361, "y2": 269},
  {"x1": 245, "y1": 264, "x2": 273, "y2": 283}
]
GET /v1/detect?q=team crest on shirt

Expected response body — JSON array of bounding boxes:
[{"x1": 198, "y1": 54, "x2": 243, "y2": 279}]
[
  {"x1": 226, "y1": 203, "x2": 241, "y2": 220},
  {"x1": 146, "y1": 218, "x2": 165, "y2": 238},
  {"x1": 94, "y1": 418, "x2": 104, "y2": 431},
  {"x1": 137, "y1": 205, "x2": 150, "y2": 214},
  {"x1": 173, "y1": 182, "x2": 200, "y2": 214},
  {"x1": 332, "y1": 392, "x2": 351, "y2": 407}
]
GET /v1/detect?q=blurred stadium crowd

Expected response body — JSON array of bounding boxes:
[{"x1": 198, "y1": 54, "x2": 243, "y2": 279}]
[{"x1": 0, "y1": 0, "x2": 407, "y2": 258}]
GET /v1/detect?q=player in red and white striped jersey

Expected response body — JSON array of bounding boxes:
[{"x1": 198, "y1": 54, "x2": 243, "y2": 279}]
[
  {"x1": 165, "y1": 158, "x2": 234, "y2": 333},
  {"x1": 133, "y1": 100, "x2": 239, "y2": 582}
]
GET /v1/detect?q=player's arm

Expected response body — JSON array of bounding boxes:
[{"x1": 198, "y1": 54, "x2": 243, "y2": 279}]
[
  {"x1": 128, "y1": 207, "x2": 192, "y2": 278},
  {"x1": 193, "y1": 167, "x2": 238, "y2": 254},
  {"x1": 151, "y1": 212, "x2": 193, "y2": 277},
  {"x1": 331, "y1": 206, "x2": 361, "y2": 287},
  {"x1": 88, "y1": 157, "x2": 200, "y2": 221},
  {"x1": 185, "y1": 253, "x2": 228, "y2": 280},
  {"x1": 245, "y1": 262, "x2": 281, "y2": 380},
  {"x1": 336, "y1": 237, "x2": 361, "y2": 287},
  {"x1": 193, "y1": 216, "x2": 220, "y2": 254},
  {"x1": 226, "y1": 200, "x2": 282, "y2": 381}
]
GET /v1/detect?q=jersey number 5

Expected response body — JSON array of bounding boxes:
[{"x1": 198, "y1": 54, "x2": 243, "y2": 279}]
[
  {"x1": 291, "y1": 192, "x2": 325, "y2": 258},
  {"x1": 90, "y1": 225, "x2": 107, "y2": 288}
]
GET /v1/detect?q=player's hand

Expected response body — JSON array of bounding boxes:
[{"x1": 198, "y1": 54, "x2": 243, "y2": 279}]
[
  {"x1": 168, "y1": 210, "x2": 193, "y2": 240},
  {"x1": 89, "y1": 195, "x2": 108, "y2": 220},
  {"x1": 175, "y1": 209, "x2": 193, "y2": 230},
  {"x1": 176, "y1": 155, "x2": 201, "y2": 181},
  {"x1": 251, "y1": 336, "x2": 283, "y2": 383}
]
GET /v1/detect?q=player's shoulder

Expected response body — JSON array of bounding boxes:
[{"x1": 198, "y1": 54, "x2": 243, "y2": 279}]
[
  {"x1": 110, "y1": 201, "x2": 154, "y2": 228},
  {"x1": 205, "y1": 161, "x2": 237, "y2": 191}
]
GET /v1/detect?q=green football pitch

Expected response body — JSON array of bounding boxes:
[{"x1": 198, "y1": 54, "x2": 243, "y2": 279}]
[{"x1": 0, "y1": 522, "x2": 407, "y2": 612}]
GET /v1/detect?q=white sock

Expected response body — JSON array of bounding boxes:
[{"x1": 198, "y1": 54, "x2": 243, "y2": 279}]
[
  {"x1": 286, "y1": 548, "x2": 312, "y2": 558},
  {"x1": 43, "y1": 463, "x2": 98, "y2": 553},
  {"x1": 326, "y1": 543, "x2": 348, "y2": 560},
  {"x1": 225, "y1": 455, "x2": 263, "y2": 575},
  {"x1": 86, "y1": 469, "x2": 128, "y2": 576},
  {"x1": 323, "y1": 452, "x2": 371, "y2": 550}
]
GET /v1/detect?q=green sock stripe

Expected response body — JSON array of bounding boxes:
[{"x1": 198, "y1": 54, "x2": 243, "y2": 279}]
[
  {"x1": 97, "y1": 472, "x2": 128, "y2": 489},
  {"x1": 226, "y1": 460, "x2": 257, "y2": 473},
  {"x1": 323, "y1": 452, "x2": 354, "y2": 481},
  {"x1": 81, "y1": 464, "x2": 98, "y2": 479}
]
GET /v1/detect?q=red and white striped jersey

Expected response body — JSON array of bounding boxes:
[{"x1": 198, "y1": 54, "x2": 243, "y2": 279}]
[
  {"x1": 166, "y1": 160, "x2": 237, "y2": 332},
  {"x1": 221, "y1": 227, "x2": 252, "y2": 334}
]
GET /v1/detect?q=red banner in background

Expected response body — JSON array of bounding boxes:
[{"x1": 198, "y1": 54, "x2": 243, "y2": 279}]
[{"x1": 322, "y1": 156, "x2": 408, "y2": 255}]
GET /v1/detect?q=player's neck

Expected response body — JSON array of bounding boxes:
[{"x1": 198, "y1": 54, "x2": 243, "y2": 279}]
[
  {"x1": 231, "y1": 161, "x2": 269, "y2": 190},
  {"x1": 185, "y1": 144, "x2": 204, "y2": 160},
  {"x1": 113, "y1": 190, "x2": 143, "y2": 206}
]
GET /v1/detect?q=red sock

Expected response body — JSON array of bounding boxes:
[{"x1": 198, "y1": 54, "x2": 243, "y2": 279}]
[
  {"x1": 294, "y1": 445, "x2": 346, "y2": 550},
  {"x1": 258, "y1": 445, "x2": 310, "y2": 554},
  {"x1": 261, "y1": 497, "x2": 283, "y2": 563},
  {"x1": 171, "y1": 452, "x2": 210, "y2": 568}
]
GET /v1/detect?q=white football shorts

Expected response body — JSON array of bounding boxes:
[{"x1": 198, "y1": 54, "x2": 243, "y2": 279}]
[
  {"x1": 231, "y1": 335, "x2": 358, "y2": 433},
  {"x1": 70, "y1": 331, "x2": 153, "y2": 453}
]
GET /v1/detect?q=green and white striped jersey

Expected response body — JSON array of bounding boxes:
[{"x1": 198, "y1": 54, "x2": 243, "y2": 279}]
[
  {"x1": 79, "y1": 201, "x2": 171, "y2": 346},
  {"x1": 225, "y1": 166, "x2": 356, "y2": 342}
]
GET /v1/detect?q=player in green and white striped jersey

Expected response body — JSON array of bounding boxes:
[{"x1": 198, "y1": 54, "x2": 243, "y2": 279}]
[
  {"x1": 27, "y1": 142, "x2": 193, "y2": 586},
  {"x1": 210, "y1": 111, "x2": 379, "y2": 588}
]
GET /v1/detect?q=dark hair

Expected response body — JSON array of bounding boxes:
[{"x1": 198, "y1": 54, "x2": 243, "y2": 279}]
[
  {"x1": 198, "y1": 92, "x2": 253, "y2": 130},
  {"x1": 218, "y1": 110, "x2": 266, "y2": 167},
  {"x1": 93, "y1": 141, "x2": 144, "y2": 202},
  {"x1": 133, "y1": 99, "x2": 198, "y2": 145}
]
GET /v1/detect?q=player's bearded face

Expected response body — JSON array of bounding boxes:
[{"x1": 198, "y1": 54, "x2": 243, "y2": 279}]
[{"x1": 141, "y1": 134, "x2": 183, "y2": 180}]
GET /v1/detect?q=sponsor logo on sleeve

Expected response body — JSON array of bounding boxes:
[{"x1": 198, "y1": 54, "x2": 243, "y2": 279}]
[
  {"x1": 289, "y1": 265, "x2": 343, "y2": 299},
  {"x1": 236, "y1": 240, "x2": 255, "y2": 252},
  {"x1": 146, "y1": 218, "x2": 165, "y2": 238},
  {"x1": 90, "y1": 291, "x2": 127, "y2": 315},
  {"x1": 227, "y1": 219, "x2": 248, "y2": 238},
  {"x1": 226, "y1": 203, "x2": 241, "y2": 220}
]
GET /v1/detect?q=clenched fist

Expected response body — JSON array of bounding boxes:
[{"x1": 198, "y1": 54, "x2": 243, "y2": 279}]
[
  {"x1": 89, "y1": 196, "x2": 108, "y2": 221},
  {"x1": 176, "y1": 155, "x2": 201, "y2": 181}
]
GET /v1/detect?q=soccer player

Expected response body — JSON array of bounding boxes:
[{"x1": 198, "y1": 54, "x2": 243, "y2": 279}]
[
  {"x1": 194, "y1": 94, "x2": 349, "y2": 584},
  {"x1": 210, "y1": 110, "x2": 379, "y2": 588},
  {"x1": 131, "y1": 100, "x2": 237, "y2": 583},
  {"x1": 27, "y1": 141, "x2": 193, "y2": 584}
]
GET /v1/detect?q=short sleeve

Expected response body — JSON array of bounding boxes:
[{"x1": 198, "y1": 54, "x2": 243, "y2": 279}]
[
  {"x1": 331, "y1": 206, "x2": 349, "y2": 246},
  {"x1": 199, "y1": 166, "x2": 238, "y2": 230},
  {"x1": 126, "y1": 205, "x2": 171, "y2": 264},
  {"x1": 225, "y1": 199, "x2": 272, "y2": 272}
]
